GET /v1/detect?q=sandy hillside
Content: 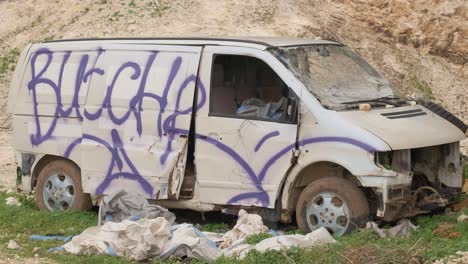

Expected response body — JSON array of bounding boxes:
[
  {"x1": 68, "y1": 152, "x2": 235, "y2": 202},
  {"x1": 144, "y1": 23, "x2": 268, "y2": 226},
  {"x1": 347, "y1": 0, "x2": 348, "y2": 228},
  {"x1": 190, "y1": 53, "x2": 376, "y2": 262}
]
[{"x1": 0, "y1": 0, "x2": 466, "y2": 190}]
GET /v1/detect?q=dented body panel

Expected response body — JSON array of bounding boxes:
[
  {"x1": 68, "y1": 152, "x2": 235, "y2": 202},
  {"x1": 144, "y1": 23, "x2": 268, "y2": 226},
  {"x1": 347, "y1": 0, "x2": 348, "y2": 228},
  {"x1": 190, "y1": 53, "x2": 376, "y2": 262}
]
[{"x1": 8, "y1": 37, "x2": 467, "y2": 223}]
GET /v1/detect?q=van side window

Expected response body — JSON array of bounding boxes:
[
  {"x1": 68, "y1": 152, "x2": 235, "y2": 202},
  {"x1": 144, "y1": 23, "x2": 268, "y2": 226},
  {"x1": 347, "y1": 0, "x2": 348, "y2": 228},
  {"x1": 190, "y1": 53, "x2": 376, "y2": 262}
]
[{"x1": 209, "y1": 55, "x2": 298, "y2": 123}]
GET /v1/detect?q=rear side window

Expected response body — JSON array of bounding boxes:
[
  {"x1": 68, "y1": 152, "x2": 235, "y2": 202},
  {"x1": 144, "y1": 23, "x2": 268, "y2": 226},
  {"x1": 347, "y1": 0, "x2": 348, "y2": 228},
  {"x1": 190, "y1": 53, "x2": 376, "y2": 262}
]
[{"x1": 209, "y1": 54, "x2": 298, "y2": 123}]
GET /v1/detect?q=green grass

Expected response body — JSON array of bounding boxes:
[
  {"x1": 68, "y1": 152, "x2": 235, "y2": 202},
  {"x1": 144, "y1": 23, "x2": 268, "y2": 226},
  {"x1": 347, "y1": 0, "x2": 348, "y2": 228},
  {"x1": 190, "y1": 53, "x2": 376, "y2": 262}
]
[
  {"x1": 464, "y1": 162, "x2": 468, "y2": 179},
  {"x1": 0, "y1": 48, "x2": 20, "y2": 82},
  {"x1": 244, "y1": 233, "x2": 274, "y2": 245},
  {"x1": 0, "y1": 191, "x2": 466, "y2": 263},
  {"x1": 199, "y1": 222, "x2": 230, "y2": 233}
]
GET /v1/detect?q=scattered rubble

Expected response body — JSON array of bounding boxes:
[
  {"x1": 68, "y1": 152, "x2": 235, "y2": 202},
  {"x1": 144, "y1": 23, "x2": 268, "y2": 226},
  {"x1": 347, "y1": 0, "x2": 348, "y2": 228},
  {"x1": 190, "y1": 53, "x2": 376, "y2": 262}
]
[
  {"x1": 7, "y1": 240, "x2": 20, "y2": 250},
  {"x1": 434, "y1": 251, "x2": 468, "y2": 264},
  {"x1": 5, "y1": 197, "x2": 21, "y2": 206}
]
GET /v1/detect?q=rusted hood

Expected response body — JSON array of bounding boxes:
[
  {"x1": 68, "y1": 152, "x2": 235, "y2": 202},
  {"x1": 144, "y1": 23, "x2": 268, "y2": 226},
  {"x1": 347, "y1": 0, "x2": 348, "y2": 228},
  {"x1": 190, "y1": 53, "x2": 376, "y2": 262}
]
[{"x1": 338, "y1": 106, "x2": 466, "y2": 150}]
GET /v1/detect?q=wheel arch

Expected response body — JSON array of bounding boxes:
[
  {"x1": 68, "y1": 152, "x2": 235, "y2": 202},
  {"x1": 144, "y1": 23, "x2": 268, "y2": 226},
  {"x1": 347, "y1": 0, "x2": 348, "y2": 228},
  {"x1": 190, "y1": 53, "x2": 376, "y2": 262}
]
[
  {"x1": 31, "y1": 154, "x2": 80, "y2": 190},
  {"x1": 279, "y1": 160, "x2": 364, "y2": 220}
]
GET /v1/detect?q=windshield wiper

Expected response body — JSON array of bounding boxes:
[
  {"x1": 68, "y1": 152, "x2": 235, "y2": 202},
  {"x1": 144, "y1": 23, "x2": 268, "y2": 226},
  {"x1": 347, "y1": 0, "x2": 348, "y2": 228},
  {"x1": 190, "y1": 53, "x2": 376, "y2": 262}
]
[{"x1": 341, "y1": 95, "x2": 406, "y2": 105}]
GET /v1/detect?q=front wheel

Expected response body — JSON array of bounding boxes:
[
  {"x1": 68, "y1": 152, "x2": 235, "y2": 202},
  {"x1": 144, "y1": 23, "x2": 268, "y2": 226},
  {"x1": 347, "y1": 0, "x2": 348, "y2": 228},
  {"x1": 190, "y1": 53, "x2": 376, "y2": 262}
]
[
  {"x1": 35, "y1": 159, "x2": 92, "y2": 211},
  {"x1": 296, "y1": 177, "x2": 369, "y2": 236}
]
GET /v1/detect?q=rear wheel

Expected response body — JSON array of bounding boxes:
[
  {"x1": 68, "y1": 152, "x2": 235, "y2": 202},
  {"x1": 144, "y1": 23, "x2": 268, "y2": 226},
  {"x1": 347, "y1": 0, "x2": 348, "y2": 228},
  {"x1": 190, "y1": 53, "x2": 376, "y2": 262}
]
[
  {"x1": 35, "y1": 159, "x2": 92, "y2": 211},
  {"x1": 296, "y1": 177, "x2": 369, "y2": 236}
]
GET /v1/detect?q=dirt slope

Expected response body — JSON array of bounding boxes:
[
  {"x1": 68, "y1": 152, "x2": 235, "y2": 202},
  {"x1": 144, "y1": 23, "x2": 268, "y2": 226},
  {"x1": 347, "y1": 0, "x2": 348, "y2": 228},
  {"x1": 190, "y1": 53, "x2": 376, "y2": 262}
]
[{"x1": 0, "y1": 0, "x2": 466, "y2": 189}]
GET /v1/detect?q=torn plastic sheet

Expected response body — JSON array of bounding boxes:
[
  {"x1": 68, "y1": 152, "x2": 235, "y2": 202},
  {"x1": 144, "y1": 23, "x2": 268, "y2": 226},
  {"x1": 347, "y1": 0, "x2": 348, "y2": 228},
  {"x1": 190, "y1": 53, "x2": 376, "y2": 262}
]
[
  {"x1": 220, "y1": 209, "x2": 269, "y2": 249},
  {"x1": 60, "y1": 207, "x2": 336, "y2": 261},
  {"x1": 224, "y1": 227, "x2": 337, "y2": 259},
  {"x1": 366, "y1": 218, "x2": 418, "y2": 238},
  {"x1": 98, "y1": 190, "x2": 176, "y2": 225},
  {"x1": 63, "y1": 217, "x2": 173, "y2": 260}
]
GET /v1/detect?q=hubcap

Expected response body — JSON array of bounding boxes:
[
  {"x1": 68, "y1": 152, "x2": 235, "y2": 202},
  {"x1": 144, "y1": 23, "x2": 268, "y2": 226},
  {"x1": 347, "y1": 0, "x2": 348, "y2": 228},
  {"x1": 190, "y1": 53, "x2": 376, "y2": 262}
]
[
  {"x1": 305, "y1": 192, "x2": 350, "y2": 236},
  {"x1": 43, "y1": 173, "x2": 75, "y2": 211}
]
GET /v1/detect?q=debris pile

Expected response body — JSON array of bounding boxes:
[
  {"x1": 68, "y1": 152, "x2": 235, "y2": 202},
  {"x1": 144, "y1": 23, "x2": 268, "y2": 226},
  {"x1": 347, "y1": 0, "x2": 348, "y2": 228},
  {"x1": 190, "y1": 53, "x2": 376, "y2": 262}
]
[{"x1": 54, "y1": 191, "x2": 337, "y2": 261}]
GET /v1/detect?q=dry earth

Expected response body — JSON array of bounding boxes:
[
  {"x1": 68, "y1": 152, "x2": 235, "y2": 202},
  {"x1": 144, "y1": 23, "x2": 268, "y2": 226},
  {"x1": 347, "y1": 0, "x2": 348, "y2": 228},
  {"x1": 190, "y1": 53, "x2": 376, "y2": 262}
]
[{"x1": 0, "y1": 0, "x2": 467, "y2": 191}]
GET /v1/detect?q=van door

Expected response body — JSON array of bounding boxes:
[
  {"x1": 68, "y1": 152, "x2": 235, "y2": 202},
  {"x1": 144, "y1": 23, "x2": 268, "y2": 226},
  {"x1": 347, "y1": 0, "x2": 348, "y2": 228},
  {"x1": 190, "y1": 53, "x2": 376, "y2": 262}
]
[
  {"x1": 77, "y1": 44, "x2": 202, "y2": 199},
  {"x1": 194, "y1": 46, "x2": 300, "y2": 208}
]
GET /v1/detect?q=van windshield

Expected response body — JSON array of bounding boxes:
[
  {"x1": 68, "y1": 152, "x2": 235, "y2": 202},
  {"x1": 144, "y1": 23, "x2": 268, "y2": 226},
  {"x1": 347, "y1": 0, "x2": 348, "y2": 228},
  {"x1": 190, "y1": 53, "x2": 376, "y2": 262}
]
[{"x1": 271, "y1": 45, "x2": 401, "y2": 110}]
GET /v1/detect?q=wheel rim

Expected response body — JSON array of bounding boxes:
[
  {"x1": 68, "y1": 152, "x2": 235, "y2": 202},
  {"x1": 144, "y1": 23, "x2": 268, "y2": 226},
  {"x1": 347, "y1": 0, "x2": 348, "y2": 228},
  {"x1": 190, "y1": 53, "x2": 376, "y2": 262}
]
[
  {"x1": 305, "y1": 191, "x2": 350, "y2": 236},
  {"x1": 42, "y1": 173, "x2": 76, "y2": 211}
]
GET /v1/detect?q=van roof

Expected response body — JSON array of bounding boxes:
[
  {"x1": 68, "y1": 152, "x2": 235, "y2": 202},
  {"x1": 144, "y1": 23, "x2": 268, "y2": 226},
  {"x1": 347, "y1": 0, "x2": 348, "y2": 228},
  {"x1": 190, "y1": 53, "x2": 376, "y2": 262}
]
[{"x1": 43, "y1": 37, "x2": 342, "y2": 50}]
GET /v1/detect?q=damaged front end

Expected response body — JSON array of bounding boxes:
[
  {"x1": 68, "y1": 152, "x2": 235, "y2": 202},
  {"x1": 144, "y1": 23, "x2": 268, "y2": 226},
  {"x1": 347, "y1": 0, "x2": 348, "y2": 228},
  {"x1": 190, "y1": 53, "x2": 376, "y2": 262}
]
[{"x1": 373, "y1": 142, "x2": 464, "y2": 221}]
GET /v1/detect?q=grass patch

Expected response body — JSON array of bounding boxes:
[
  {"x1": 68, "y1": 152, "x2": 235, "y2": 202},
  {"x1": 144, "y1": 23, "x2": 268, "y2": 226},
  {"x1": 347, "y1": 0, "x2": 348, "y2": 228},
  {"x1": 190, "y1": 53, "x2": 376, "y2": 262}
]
[
  {"x1": 464, "y1": 162, "x2": 468, "y2": 179},
  {"x1": 199, "y1": 222, "x2": 230, "y2": 233},
  {"x1": 409, "y1": 72, "x2": 435, "y2": 99},
  {"x1": 0, "y1": 190, "x2": 466, "y2": 263},
  {"x1": 0, "y1": 48, "x2": 20, "y2": 82},
  {"x1": 244, "y1": 233, "x2": 274, "y2": 245}
]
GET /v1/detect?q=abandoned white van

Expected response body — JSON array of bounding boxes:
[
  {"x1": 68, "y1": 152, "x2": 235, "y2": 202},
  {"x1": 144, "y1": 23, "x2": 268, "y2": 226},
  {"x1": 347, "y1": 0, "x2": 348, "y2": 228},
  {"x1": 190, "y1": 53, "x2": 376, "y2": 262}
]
[{"x1": 8, "y1": 37, "x2": 467, "y2": 236}]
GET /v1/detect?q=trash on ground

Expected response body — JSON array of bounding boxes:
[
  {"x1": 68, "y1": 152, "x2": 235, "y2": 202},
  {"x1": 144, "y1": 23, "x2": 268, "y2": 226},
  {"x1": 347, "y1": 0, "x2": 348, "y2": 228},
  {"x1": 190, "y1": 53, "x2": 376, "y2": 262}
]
[
  {"x1": 457, "y1": 214, "x2": 468, "y2": 222},
  {"x1": 30, "y1": 234, "x2": 73, "y2": 242},
  {"x1": 98, "y1": 190, "x2": 175, "y2": 225},
  {"x1": 63, "y1": 217, "x2": 221, "y2": 261},
  {"x1": 366, "y1": 218, "x2": 417, "y2": 238},
  {"x1": 224, "y1": 227, "x2": 336, "y2": 259},
  {"x1": 51, "y1": 203, "x2": 338, "y2": 261},
  {"x1": 5, "y1": 197, "x2": 21, "y2": 206},
  {"x1": 7, "y1": 240, "x2": 20, "y2": 250},
  {"x1": 220, "y1": 209, "x2": 269, "y2": 249}
]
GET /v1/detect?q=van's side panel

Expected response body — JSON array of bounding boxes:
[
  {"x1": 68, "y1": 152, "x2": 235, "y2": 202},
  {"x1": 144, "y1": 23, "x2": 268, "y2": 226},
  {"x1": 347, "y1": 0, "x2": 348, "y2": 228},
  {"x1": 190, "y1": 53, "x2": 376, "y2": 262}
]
[
  {"x1": 12, "y1": 42, "x2": 203, "y2": 199},
  {"x1": 81, "y1": 44, "x2": 202, "y2": 199},
  {"x1": 12, "y1": 45, "x2": 101, "y2": 166}
]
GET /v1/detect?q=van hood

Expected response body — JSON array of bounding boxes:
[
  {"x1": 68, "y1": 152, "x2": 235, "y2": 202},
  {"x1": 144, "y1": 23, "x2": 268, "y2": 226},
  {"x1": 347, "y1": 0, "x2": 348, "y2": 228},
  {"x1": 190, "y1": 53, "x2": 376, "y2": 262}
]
[{"x1": 338, "y1": 106, "x2": 466, "y2": 150}]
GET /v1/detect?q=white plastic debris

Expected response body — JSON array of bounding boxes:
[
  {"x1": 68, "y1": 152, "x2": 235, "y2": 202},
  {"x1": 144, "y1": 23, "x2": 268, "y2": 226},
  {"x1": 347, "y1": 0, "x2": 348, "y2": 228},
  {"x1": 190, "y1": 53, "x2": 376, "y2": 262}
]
[
  {"x1": 5, "y1": 197, "x2": 21, "y2": 206},
  {"x1": 160, "y1": 223, "x2": 222, "y2": 262},
  {"x1": 457, "y1": 214, "x2": 468, "y2": 223},
  {"x1": 64, "y1": 217, "x2": 172, "y2": 260},
  {"x1": 7, "y1": 240, "x2": 20, "y2": 250},
  {"x1": 366, "y1": 218, "x2": 417, "y2": 238},
  {"x1": 225, "y1": 227, "x2": 336, "y2": 258},
  {"x1": 220, "y1": 209, "x2": 268, "y2": 249},
  {"x1": 98, "y1": 190, "x2": 175, "y2": 225},
  {"x1": 63, "y1": 217, "x2": 221, "y2": 261}
]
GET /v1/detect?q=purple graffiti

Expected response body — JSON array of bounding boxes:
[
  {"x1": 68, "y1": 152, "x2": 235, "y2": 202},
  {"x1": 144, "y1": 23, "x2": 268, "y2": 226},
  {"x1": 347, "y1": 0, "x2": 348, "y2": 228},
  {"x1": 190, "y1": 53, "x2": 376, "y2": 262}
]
[
  {"x1": 64, "y1": 130, "x2": 154, "y2": 197},
  {"x1": 254, "y1": 131, "x2": 280, "y2": 152},
  {"x1": 27, "y1": 47, "x2": 377, "y2": 208}
]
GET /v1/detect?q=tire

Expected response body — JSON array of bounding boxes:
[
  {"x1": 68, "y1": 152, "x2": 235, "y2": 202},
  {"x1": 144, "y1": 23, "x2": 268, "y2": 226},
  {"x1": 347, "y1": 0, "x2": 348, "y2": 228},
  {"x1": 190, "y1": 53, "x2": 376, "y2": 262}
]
[
  {"x1": 296, "y1": 177, "x2": 369, "y2": 236},
  {"x1": 35, "y1": 159, "x2": 92, "y2": 211}
]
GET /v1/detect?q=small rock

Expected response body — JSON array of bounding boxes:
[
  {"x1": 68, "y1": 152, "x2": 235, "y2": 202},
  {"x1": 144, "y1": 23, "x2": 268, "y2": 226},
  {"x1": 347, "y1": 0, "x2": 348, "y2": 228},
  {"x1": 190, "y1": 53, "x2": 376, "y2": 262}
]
[
  {"x1": 6, "y1": 197, "x2": 22, "y2": 206},
  {"x1": 457, "y1": 214, "x2": 468, "y2": 223},
  {"x1": 7, "y1": 240, "x2": 20, "y2": 250},
  {"x1": 33, "y1": 247, "x2": 41, "y2": 253}
]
